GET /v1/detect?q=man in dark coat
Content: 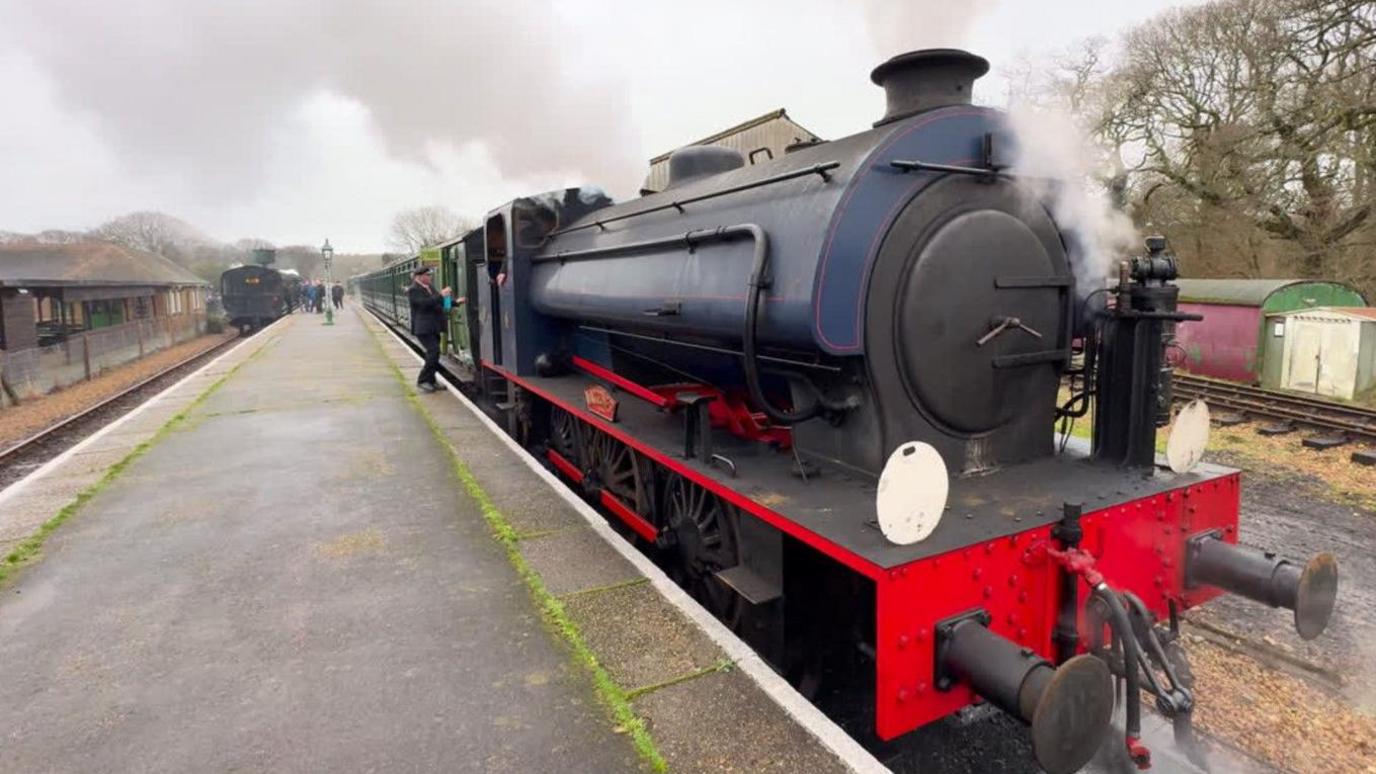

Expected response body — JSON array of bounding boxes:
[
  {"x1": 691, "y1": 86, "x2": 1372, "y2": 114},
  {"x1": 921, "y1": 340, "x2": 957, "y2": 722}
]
[
  {"x1": 406, "y1": 266, "x2": 450, "y2": 392},
  {"x1": 331, "y1": 282, "x2": 344, "y2": 309}
]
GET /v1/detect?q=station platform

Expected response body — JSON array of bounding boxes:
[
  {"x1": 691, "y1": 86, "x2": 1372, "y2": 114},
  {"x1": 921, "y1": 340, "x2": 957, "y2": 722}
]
[{"x1": 0, "y1": 307, "x2": 876, "y2": 773}]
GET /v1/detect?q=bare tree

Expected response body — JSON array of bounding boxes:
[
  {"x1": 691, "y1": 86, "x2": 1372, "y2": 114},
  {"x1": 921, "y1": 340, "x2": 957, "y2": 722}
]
[
  {"x1": 1104, "y1": 0, "x2": 1376, "y2": 281},
  {"x1": 387, "y1": 206, "x2": 473, "y2": 254},
  {"x1": 93, "y1": 211, "x2": 209, "y2": 262},
  {"x1": 0, "y1": 229, "x2": 91, "y2": 245},
  {"x1": 233, "y1": 237, "x2": 274, "y2": 253},
  {"x1": 36, "y1": 229, "x2": 89, "y2": 244},
  {"x1": 1003, "y1": 37, "x2": 1132, "y2": 206},
  {"x1": 1008, "y1": 0, "x2": 1376, "y2": 295},
  {"x1": 275, "y1": 245, "x2": 323, "y2": 278}
]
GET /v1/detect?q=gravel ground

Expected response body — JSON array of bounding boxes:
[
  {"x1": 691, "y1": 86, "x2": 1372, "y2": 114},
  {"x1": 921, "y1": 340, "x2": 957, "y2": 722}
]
[
  {"x1": 0, "y1": 332, "x2": 235, "y2": 450},
  {"x1": 1189, "y1": 448, "x2": 1376, "y2": 704},
  {"x1": 1187, "y1": 633, "x2": 1376, "y2": 773},
  {"x1": 1176, "y1": 429, "x2": 1376, "y2": 774},
  {"x1": 0, "y1": 332, "x2": 237, "y2": 489}
]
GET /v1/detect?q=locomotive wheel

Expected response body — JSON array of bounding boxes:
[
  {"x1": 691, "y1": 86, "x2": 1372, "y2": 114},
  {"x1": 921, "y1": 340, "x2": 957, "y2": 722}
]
[
  {"x1": 587, "y1": 430, "x2": 654, "y2": 515},
  {"x1": 583, "y1": 428, "x2": 657, "y2": 545},
  {"x1": 662, "y1": 474, "x2": 742, "y2": 629},
  {"x1": 548, "y1": 406, "x2": 584, "y2": 468}
]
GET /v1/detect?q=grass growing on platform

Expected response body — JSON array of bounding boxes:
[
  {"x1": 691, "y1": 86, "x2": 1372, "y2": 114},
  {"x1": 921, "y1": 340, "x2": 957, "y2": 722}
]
[
  {"x1": 0, "y1": 334, "x2": 274, "y2": 589},
  {"x1": 381, "y1": 356, "x2": 668, "y2": 772}
]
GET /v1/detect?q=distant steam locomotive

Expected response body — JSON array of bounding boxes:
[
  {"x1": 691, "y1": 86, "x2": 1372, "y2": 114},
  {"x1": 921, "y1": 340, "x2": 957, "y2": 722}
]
[
  {"x1": 221, "y1": 258, "x2": 289, "y2": 332},
  {"x1": 356, "y1": 48, "x2": 1338, "y2": 773}
]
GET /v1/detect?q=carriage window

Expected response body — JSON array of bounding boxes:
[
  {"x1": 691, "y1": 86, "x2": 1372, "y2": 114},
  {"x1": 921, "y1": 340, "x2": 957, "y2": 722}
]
[{"x1": 1273, "y1": 321, "x2": 1285, "y2": 337}]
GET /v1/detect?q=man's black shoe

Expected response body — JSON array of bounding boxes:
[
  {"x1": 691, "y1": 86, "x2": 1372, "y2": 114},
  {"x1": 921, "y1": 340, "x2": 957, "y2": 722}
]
[{"x1": 418, "y1": 382, "x2": 438, "y2": 393}]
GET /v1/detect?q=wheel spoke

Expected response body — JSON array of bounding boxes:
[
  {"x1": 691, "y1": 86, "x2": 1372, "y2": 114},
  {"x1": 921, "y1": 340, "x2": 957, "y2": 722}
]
[{"x1": 660, "y1": 475, "x2": 742, "y2": 628}]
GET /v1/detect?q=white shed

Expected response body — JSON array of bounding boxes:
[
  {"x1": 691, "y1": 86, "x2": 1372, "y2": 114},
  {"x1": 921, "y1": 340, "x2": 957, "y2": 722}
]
[{"x1": 1266, "y1": 307, "x2": 1376, "y2": 400}]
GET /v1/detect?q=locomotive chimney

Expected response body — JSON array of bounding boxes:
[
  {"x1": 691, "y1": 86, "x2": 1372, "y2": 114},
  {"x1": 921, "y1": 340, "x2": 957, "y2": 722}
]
[{"x1": 870, "y1": 48, "x2": 990, "y2": 126}]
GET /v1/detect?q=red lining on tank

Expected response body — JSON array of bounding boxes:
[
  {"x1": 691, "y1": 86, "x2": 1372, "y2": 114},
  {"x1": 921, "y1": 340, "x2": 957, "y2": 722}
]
[{"x1": 813, "y1": 107, "x2": 989, "y2": 351}]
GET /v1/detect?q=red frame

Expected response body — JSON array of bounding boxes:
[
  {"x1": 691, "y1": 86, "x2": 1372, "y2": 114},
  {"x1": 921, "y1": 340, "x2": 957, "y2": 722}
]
[
  {"x1": 546, "y1": 447, "x2": 584, "y2": 482},
  {"x1": 496, "y1": 363, "x2": 1242, "y2": 741},
  {"x1": 599, "y1": 491, "x2": 659, "y2": 543},
  {"x1": 572, "y1": 355, "x2": 674, "y2": 409},
  {"x1": 491, "y1": 361, "x2": 883, "y2": 577},
  {"x1": 871, "y1": 475, "x2": 1238, "y2": 738},
  {"x1": 545, "y1": 448, "x2": 661, "y2": 544}
]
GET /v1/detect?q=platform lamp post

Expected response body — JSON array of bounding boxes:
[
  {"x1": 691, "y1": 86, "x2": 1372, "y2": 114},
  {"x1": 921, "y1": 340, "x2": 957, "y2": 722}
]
[{"x1": 321, "y1": 239, "x2": 335, "y2": 326}]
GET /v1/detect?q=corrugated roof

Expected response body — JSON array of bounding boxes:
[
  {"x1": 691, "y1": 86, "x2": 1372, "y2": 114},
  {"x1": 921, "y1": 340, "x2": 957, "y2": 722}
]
[
  {"x1": 651, "y1": 109, "x2": 782, "y2": 165},
  {"x1": 0, "y1": 242, "x2": 207, "y2": 288},
  {"x1": 1177, "y1": 278, "x2": 1331, "y2": 306},
  {"x1": 1267, "y1": 306, "x2": 1376, "y2": 322},
  {"x1": 640, "y1": 109, "x2": 824, "y2": 194}
]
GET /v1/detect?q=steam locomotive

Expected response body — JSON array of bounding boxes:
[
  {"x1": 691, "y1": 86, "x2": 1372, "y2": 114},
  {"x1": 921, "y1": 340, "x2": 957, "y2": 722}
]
[
  {"x1": 357, "y1": 49, "x2": 1338, "y2": 772},
  {"x1": 220, "y1": 262, "x2": 289, "y2": 332}
]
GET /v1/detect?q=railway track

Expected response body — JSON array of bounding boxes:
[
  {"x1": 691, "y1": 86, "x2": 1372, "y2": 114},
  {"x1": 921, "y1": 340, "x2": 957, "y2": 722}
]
[
  {"x1": 1173, "y1": 372, "x2": 1376, "y2": 445},
  {"x1": 0, "y1": 333, "x2": 242, "y2": 489}
]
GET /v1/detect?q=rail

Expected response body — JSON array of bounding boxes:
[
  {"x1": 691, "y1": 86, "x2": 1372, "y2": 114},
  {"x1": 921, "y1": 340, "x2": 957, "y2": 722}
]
[
  {"x1": 1173, "y1": 372, "x2": 1376, "y2": 443},
  {"x1": 0, "y1": 334, "x2": 241, "y2": 469}
]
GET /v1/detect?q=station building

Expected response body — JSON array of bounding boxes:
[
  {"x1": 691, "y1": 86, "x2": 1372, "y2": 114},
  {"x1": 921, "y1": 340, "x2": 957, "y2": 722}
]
[{"x1": 0, "y1": 242, "x2": 210, "y2": 404}]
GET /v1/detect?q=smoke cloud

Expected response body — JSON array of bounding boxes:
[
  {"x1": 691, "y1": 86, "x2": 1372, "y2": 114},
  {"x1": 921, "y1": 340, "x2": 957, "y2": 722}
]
[
  {"x1": 1005, "y1": 106, "x2": 1139, "y2": 298},
  {"x1": 0, "y1": 0, "x2": 641, "y2": 203},
  {"x1": 856, "y1": 0, "x2": 1137, "y2": 298},
  {"x1": 859, "y1": 0, "x2": 1001, "y2": 59}
]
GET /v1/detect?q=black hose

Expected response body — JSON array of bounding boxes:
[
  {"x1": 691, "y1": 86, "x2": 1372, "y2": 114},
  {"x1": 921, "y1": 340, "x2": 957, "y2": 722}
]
[
  {"x1": 1093, "y1": 586, "x2": 1142, "y2": 741},
  {"x1": 741, "y1": 225, "x2": 823, "y2": 425}
]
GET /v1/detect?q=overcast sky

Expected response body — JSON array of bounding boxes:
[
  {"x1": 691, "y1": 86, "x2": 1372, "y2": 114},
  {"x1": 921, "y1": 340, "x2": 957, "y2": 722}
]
[{"x1": 0, "y1": 0, "x2": 1205, "y2": 253}]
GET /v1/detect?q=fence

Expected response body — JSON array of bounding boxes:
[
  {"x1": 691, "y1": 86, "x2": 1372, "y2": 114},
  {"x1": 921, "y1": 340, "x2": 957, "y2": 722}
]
[{"x1": 0, "y1": 313, "x2": 207, "y2": 406}]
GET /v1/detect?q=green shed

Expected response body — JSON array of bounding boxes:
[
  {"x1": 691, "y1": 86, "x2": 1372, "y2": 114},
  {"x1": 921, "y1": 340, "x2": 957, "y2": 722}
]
[{"x1": 1175, "y1": 279, "x2": 1367, "y2": 384}]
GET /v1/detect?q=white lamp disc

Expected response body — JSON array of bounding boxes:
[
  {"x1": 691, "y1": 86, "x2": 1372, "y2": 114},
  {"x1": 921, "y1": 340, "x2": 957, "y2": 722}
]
[
  {"x1": 876, "y1": 441, "x2": 949, "y2": 545},
  {"x1": 1166, "y1": 399, "x2": 1211, "y2": 474}
]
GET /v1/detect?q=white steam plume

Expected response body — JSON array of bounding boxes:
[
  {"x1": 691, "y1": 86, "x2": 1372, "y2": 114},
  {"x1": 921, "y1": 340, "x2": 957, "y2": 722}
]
[
  {"x1": 859, "y1": 0, "x2": 1001, "y2": 58},
  {"x1": 1005, "y1": 107, "x2": 1139, "y2": 298},
  {"x1": 0, "y1": 0, "x2": 641, "y2": 203}
]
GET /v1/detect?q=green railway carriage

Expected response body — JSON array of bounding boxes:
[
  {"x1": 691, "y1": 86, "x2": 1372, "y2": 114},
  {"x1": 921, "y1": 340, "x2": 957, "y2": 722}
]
[
  {"x1": 354, "y1": 234, "x2": 480, "y2": 368},
  {"x1": 437, "y1": 232, "x2": 483, "y2": 368}
]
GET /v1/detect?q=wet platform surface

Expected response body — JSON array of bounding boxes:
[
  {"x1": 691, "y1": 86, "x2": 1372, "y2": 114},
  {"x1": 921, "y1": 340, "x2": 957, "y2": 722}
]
[
  {"x1": 0, "y1": 312, "x2": 644, "y2": 772},
  {"x1": 0, "y1": 308, "x2": 863, "y2": 774}
]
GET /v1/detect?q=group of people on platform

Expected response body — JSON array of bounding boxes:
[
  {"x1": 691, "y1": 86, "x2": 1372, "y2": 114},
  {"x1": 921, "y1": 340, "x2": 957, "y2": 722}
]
[{"x1": 293, "y1": 280, "x2": 344, "y2": 314}]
